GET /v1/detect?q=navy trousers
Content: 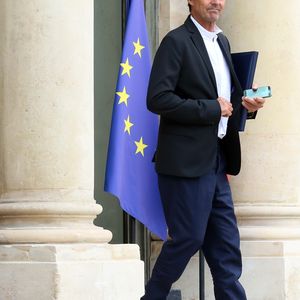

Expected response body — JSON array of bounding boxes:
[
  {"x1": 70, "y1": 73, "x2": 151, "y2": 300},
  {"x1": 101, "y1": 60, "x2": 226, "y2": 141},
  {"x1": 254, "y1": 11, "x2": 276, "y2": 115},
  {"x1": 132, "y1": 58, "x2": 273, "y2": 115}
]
[{"x1": 141, "y1": 149, "x2": 247, "y2": 300}]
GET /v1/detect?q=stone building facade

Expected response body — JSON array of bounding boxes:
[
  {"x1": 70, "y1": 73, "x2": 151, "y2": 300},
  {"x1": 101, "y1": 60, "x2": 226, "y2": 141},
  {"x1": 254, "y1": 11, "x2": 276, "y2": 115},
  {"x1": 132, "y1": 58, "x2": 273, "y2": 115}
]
[{"x1": 1, "y1": 1, "x2": 300, "y2": 299}]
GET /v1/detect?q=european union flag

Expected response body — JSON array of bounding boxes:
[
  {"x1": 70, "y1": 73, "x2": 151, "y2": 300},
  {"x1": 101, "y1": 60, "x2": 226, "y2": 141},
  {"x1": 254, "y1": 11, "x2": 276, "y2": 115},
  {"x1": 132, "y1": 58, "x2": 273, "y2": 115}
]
[{"x1": 104, "y1": 0, "x2": 167, "y2": 240}]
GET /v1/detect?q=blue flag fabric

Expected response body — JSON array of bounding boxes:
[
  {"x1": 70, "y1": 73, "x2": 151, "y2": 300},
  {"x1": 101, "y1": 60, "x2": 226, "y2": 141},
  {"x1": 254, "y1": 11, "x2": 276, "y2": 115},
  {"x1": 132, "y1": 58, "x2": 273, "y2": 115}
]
[{"x1": 104, "y1": 0, "x2": 167, "y2": 240}]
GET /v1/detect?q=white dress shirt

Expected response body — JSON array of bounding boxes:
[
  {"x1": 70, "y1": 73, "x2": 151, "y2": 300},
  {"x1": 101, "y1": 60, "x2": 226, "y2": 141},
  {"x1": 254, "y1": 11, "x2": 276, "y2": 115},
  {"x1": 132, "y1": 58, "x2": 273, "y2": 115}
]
[{"x1": 191, "y1": 16, "x2": 231, "y2": 139}]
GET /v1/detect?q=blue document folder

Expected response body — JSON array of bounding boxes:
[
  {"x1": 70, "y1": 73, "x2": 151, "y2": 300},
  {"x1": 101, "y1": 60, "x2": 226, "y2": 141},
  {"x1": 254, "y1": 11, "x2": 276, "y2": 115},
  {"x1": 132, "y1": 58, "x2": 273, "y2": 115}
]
[{"x1": 231, "y1": 51, "x2": 259, "y2": 131}]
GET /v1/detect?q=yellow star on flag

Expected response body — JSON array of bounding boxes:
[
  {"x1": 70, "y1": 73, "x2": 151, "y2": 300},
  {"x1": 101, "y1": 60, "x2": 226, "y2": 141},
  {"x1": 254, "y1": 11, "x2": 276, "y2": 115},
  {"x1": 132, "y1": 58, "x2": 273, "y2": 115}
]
[
  {"x1": 124, "y1": 116, "x2": 134, "y2": 135},
  {"x1": 135, "y1": 137, "x2": 148, "y2": 157},
  {"x1": 133, "y1": 38, "x2": 145, "y2": 58},
  {"x1": 116, "y1": 87, "x2": 130, "y2": 106},
  {"x1": 120, "y1": 58, "x2": 133, "y2": 77}
]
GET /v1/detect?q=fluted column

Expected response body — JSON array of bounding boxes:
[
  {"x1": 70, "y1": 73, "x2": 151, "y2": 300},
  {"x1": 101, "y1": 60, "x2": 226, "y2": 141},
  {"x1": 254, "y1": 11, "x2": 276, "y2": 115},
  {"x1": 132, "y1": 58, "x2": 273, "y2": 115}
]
[{"x1": 0, "y1": 1, "x2": 143, "y2": 299}]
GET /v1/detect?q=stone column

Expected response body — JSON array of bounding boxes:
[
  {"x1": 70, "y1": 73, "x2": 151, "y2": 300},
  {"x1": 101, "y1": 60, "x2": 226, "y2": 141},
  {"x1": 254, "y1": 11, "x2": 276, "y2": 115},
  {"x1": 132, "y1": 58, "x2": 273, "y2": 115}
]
[
  {"x1": 0, "y1": 1, "x2": 143, "y2": 299},
  {"x1": 152, "y1": 1, "x2": 300, "y2": 299},
  {"x1": 218, "y1": 1, "x2": 300, "y2": 299}
]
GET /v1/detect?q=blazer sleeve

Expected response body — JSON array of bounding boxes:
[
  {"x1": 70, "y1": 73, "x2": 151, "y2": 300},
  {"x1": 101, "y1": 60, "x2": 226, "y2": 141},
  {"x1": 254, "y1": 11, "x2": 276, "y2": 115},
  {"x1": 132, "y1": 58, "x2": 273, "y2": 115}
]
[{"x1": 147, "y1": 34, "x2": 221, "y2": 125}]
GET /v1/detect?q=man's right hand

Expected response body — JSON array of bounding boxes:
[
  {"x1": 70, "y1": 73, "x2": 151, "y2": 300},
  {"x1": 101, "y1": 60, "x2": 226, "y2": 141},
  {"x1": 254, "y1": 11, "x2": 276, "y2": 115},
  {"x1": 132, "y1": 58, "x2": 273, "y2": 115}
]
[{"x1": 217, "y1": 97, "x2": 233, "y2": 117}]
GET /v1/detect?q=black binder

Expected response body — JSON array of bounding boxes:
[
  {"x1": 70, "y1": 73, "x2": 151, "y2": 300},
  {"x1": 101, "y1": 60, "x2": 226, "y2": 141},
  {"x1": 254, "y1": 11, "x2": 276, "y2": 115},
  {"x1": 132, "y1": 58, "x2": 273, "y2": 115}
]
[{"x1": 231, "y1": 51, "x2": 259, "y2": 131}]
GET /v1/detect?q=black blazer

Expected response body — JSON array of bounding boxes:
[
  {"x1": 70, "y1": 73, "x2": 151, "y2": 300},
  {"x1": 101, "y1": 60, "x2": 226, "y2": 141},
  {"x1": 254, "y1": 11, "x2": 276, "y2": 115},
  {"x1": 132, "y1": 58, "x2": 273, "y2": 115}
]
[{"x1": 147, "y1": 16, "x2": 243, "y2": 177}]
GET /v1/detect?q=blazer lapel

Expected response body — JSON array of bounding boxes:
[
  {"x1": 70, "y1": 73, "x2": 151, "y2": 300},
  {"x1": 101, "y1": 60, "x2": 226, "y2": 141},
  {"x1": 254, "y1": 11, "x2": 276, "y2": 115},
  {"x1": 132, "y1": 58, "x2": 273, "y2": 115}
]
[{"x1": 184, "y1": 17, "x2": 218, "y2": 95}]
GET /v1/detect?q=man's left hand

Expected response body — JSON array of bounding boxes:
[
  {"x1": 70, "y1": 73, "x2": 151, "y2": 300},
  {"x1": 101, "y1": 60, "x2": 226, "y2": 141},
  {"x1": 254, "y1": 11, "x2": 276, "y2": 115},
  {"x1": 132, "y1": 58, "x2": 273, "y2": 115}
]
[
  {"x1": 242, "y1": 83, "x2": 266, "y2": 112},
  {"x1": 242, "y1": 96, "x2": 265, "y2": 112}
]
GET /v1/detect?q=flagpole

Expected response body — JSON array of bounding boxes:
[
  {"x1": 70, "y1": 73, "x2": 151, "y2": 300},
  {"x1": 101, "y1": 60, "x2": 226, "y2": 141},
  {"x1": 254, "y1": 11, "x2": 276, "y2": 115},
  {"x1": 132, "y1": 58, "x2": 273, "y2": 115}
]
[
  {"x1": 121, "y1": 0, "x2": 133, "y2": 244},
  {"x1": 199, "y1": 250, "x2": 205, "y2": 300}
]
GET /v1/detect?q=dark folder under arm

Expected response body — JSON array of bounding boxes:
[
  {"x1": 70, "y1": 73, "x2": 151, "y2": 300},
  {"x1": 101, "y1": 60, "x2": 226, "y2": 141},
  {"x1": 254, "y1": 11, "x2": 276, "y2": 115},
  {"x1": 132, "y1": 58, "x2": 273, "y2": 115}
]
[{"x1": 231, "y1": 51, "x2": 259, "y2": 131}]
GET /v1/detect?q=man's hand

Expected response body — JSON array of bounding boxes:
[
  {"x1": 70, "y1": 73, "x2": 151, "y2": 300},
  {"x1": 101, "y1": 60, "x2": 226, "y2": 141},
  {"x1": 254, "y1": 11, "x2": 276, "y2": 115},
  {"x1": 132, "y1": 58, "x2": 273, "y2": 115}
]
[
  {"x1": 217, "y1": 97, "x2": 233, "y2": 117},
  {"x1": 242, "y1": 83, "x2": 266, "y2": 112},
  {"x1": 242, "y1": 96, "x2": 265, "y2": 112}
]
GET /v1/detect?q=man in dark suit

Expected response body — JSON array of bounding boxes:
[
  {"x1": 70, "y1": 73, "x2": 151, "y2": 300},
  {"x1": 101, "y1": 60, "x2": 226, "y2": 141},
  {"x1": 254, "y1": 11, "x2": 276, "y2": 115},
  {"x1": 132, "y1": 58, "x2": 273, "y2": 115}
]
[{"x1": 141, "y1": 0, "x2": 265, "y2": 299}]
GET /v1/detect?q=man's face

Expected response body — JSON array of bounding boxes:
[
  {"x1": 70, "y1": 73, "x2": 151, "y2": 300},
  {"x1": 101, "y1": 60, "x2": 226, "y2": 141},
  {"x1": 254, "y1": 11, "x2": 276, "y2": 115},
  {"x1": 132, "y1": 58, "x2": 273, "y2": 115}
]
[{"x1": 188, "y1": 0, "x2": 226, "y2": 28}]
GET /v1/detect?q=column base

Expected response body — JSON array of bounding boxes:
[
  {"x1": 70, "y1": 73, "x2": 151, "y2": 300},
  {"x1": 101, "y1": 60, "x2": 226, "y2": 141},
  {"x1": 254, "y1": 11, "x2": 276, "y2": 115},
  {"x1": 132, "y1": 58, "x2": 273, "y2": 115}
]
[
  {"x1": 0, "y1": 243, "x2": 144, "y2": 300},
  {"x1": 0, "y1": 201, "x2": 113, "y2": 244}
]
